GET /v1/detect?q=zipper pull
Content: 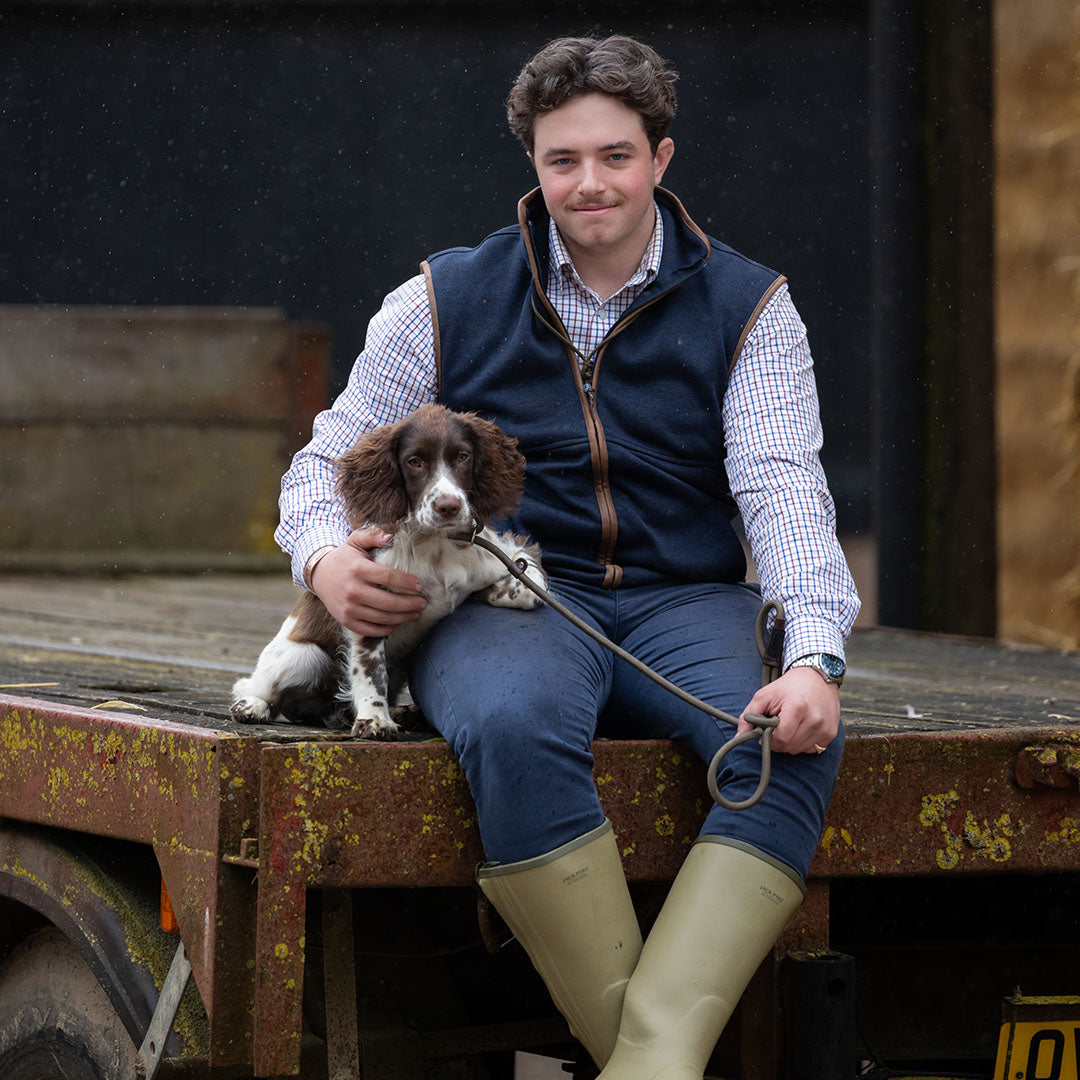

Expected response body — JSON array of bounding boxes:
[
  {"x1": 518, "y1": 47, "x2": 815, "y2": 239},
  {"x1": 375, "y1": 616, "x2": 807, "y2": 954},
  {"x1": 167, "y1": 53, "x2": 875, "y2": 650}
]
[{"x1": 584, "y1": 382, "x2": 596, "y2": 407}]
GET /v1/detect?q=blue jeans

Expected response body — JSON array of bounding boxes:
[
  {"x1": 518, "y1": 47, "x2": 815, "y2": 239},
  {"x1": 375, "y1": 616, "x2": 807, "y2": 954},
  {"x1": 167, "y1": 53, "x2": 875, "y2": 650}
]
[{"x1": 408, "y1": 577, "x2": 842, "y2": 882}]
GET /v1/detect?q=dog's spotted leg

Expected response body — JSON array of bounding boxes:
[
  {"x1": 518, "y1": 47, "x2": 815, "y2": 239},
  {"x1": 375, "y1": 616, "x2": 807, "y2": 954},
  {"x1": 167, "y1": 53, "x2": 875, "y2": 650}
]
[
  {"x1": 343, "y1": 632, "x2": 400, "y2": 739},
  {"x1": 481, "y1": 540, "x2": 546, "y2": 610}
]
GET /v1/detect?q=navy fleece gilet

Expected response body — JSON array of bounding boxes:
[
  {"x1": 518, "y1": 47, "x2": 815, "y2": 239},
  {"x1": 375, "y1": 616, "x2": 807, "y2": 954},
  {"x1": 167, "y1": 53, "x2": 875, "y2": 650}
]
[{"x1": 424, "y1": 187, "x2": 785, "y2": 589}]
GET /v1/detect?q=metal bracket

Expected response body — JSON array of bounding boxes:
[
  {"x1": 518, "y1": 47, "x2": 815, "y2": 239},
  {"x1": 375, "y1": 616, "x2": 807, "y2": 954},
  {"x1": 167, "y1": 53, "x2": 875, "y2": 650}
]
[{"x1": 136, "y1": 941, "x2": 193, "y2": 1080}]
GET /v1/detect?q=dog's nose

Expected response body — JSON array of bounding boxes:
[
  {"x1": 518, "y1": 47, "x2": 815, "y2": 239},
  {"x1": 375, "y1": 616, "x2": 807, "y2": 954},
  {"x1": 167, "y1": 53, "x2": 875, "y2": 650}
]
[{"x1": 434, "y1": 495, "x2": 463, "y2": 520}]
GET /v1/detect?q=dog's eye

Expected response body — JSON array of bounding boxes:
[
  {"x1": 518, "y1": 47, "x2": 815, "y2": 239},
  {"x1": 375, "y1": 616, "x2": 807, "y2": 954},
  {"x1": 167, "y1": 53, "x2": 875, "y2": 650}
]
[
  {"x1": 405, "y1": 455, "x2": 424, "y2": 469},
  {"x1": 456, "y1": 451, "x2": 472, "y2": 464}
]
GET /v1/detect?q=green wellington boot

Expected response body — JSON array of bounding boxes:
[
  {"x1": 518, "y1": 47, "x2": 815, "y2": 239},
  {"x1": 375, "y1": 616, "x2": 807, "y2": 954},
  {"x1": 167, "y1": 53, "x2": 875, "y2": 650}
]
[
  {"x1": 597, "y1": 839, "x2": 805, "y2": 1079},
  {"x1": 477, "y1": 819, "x2": 643, "y2": 1067}
]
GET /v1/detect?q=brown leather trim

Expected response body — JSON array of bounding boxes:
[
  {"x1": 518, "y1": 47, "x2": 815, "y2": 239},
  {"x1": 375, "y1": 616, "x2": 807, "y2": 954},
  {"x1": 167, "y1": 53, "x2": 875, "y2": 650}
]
[
  {"x1": 517, "y1": 187, "x2": 545, "y2": 285},
  {"x1": 729, "y1": 274, "x2": 788, "y2": 375},
  {"x1": 420, "y1": 259, "x2": 442, "y2": 398},
  {"x1": 588, "y1": 417, "x2": 618, "y2": 573},
  {"x1": 602, "y1": 563, "x2": 623, "y2": 588}
]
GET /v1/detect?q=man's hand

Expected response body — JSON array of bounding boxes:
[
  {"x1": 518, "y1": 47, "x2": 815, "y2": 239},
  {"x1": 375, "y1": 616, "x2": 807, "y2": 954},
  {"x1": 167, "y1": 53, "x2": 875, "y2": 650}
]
[
  {"x1": 309, "y1": 528, "x2": 426, "y2": 637},
  {"x1": 737, "y1": 667, "x2": 840, "y2": 755}
]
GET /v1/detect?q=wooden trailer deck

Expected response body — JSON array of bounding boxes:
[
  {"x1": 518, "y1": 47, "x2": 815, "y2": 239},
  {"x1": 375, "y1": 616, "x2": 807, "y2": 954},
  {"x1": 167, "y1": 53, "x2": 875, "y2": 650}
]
[{"x1": 1, "y1": 572, "x2": 1079, "y2": 1076}]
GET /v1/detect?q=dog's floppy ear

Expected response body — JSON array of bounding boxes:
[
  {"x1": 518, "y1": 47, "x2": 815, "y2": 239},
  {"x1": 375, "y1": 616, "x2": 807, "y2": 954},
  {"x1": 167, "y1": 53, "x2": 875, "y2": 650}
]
[
  {"x1": 335, "y1": 422, "x2": 408, "y2": 530},
  {"x1": 464, "y1": 414, "x2": 527, "y2": 526}
]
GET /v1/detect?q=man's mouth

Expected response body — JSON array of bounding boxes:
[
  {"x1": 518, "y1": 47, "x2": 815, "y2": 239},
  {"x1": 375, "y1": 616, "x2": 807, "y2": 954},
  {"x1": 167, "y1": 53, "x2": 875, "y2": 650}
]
[{"x1": 573, "y1": 203, "x2": 617, "y2": 215}]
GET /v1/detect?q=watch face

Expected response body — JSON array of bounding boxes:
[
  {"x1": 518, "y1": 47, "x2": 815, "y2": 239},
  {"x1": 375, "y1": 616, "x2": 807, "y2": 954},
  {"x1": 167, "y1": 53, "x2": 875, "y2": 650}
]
[{"x1": 821, "y1": 654, "x2": 846, "y2": 679}]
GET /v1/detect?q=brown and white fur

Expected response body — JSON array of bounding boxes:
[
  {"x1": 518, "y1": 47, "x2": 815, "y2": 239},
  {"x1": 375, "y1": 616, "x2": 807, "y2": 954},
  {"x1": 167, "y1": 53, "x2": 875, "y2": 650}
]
[{"x1": 230, "y1": 404, "x2": 545, "y2": 738}]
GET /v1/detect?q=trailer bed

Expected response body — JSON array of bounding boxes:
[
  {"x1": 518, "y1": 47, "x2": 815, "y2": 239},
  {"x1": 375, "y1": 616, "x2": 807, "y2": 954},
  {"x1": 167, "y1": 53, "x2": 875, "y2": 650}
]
[
  {"x1": 1, "y1": 573, "x2": 1078, "y2": 1077},
  {"x1": 1, "y1": 572, "x2": 1076, "y2": 739}
]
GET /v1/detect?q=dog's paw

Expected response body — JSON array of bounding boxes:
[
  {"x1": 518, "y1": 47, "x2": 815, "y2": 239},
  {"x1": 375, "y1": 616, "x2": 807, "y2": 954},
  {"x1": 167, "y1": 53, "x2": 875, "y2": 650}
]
[
  {"x1": 231, "y1": 696, "x2": 272, "y2": 724},
  {"x1": 350, "y1": 714, "x2": 401, "y2": 740},
  {"x1": 483, "y1": 566, "x2": 544, "y2": 609}
]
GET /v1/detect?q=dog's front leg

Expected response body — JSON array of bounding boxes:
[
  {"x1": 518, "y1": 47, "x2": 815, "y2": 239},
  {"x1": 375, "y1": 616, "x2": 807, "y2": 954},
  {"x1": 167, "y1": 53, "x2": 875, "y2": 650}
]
[
  {"x1": 343, "y1": 631, "x2": 400, "y2": 739},
  {"x1": 479, "y1": 531, "x2": 547, "y2": 610}
]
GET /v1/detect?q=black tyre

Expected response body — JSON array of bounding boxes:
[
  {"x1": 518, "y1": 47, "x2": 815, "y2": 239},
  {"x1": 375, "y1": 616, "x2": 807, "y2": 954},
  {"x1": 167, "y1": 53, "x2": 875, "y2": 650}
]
[{"x1": 0, "y1": 926, "x2": 138, "y2": 1080}]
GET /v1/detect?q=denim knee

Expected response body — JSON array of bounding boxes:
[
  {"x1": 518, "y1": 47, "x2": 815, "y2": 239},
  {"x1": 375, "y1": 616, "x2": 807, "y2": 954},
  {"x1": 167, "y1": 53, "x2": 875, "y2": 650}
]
[{"x1": 410, "y1": 648, "x2": 605, "y2": 863}]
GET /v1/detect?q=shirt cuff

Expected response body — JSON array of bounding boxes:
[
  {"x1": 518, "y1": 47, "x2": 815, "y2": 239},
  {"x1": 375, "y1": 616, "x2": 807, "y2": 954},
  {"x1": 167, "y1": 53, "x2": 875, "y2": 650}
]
[
  {"x1": 291, "y1": 528, "x2": 348, "y2": 590},
  {"x1": 781, "y1": 618, "x2": 848, "y2": 672}
]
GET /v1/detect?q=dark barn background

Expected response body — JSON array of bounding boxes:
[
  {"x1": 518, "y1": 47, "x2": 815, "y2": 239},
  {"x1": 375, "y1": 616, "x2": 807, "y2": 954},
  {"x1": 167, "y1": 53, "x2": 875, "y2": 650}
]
[{"x1": 0, "y1": 1, "x2": 995, "y2": 632}]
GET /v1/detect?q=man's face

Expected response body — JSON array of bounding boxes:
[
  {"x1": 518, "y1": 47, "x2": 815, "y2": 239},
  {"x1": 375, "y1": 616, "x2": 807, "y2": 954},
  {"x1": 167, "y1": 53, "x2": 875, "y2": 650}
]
[{"x1": 531, "y1": 93, "x2": 674, "y2": 272}]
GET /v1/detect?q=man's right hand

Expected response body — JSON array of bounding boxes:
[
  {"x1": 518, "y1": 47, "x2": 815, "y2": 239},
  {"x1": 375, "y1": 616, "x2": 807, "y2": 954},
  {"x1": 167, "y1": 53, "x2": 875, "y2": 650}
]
[{"x1": 308, "y1": 528, "x2": 426, "y2": 637}]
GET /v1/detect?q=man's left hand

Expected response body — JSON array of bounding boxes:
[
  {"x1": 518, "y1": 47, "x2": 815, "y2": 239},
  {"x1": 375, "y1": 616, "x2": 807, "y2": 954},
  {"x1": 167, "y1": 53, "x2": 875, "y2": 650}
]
[{"x1": 737, "y1": 667, "x2": 840, "y2": 755}]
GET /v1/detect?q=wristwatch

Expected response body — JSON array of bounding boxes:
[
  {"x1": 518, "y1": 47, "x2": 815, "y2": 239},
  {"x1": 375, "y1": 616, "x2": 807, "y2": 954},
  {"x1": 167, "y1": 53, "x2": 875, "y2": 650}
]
[{"x1": 789, "y1": 653, "x2": 846, "y2": 686}]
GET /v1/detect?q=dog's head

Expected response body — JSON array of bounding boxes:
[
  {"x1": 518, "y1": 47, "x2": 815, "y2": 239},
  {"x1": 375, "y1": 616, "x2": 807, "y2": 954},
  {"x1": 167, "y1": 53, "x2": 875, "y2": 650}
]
[{"x1": 335, "y1": 404, "x2": 526, "y2": 532}]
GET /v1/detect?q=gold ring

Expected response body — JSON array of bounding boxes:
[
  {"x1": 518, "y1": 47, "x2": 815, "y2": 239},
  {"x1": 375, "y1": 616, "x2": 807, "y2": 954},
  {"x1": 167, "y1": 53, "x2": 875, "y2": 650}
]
[{"x1": 814, "y1": 744, "x2": 827, "y2": 754}]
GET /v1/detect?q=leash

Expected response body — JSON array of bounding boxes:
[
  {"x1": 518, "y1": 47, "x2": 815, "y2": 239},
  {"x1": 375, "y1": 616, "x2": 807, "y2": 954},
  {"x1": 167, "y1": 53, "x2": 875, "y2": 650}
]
[{"x1": 460, "y1": 530, "x2": 785, "y2": 811}]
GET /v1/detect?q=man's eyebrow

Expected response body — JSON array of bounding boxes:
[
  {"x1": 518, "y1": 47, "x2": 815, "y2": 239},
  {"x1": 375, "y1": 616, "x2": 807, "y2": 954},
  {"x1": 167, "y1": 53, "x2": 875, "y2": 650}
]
[{"x1": 539, "y1": 140, "x2": 638, "y2": 161}]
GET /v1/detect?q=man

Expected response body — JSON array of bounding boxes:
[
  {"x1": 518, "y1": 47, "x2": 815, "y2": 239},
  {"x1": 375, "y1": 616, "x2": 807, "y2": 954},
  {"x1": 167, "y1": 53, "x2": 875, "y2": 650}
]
[{"x1": 277, "y1": 34, "x2": 859, "y2": 1079}]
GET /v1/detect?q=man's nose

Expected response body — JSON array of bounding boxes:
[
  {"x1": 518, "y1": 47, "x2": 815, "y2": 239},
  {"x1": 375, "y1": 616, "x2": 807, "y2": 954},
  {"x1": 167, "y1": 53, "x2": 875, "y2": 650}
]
[{"x1": 577, "y1": 159, "x2": 605, "y2": 195}]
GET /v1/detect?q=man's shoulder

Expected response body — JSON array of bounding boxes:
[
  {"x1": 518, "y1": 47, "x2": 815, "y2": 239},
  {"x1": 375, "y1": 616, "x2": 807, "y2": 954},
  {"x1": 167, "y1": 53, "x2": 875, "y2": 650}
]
[{"x1": 704, "y1": 234, "x2": 781, "y2": 283}]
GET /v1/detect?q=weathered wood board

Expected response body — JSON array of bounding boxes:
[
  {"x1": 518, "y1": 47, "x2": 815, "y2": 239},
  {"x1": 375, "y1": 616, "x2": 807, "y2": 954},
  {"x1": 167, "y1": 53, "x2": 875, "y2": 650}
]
[
  {"x1": 0, "y1": 306, "x2": 328, "y2": 570},
  {"x1": 1, "y1": 574, "x2": 1077, "y2": 739}
]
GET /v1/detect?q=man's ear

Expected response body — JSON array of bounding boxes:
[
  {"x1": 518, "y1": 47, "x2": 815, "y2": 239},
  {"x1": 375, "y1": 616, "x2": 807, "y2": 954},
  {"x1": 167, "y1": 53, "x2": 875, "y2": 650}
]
[{"x1": 653, "y1": 137, "x2": 675, "y2": 185}]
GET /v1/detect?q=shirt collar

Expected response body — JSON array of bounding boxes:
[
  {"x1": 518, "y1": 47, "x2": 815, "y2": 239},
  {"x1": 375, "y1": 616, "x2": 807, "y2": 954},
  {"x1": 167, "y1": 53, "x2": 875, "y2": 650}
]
[{"x1": 548, "y1": 203, "x2": 664, "y2": 295}]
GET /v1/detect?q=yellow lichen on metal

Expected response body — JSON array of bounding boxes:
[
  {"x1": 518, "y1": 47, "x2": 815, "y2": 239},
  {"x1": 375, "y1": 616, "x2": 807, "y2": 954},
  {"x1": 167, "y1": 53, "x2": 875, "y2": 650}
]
[
  {"x1": 45, "y1": 764, "x2": 71, "y2": 801},
  {"x1": 819, "y1": 825, "x2": 858, "y2": 858},
  {"x1": 298, "y1": 815, "x2": 330, "y2": 869},
  {"x1": 920, "y1": 790, "x2": 1024, "y2": 869},
  {"x1": 53, "y1": 726, "x2": 88, "y2": 750},
  {"x1": 918, "y1": 789, "x2": 959, "y2": 827},
  {"x1": 1, "y1": 708, "x2": 43, "y2": 754},
  {"x1": 961, "y1": 811, "x2": 1015, "y2": 862},
  {"x1": 1043, "y1": 816, "x2": 1080, "y2": 847}
]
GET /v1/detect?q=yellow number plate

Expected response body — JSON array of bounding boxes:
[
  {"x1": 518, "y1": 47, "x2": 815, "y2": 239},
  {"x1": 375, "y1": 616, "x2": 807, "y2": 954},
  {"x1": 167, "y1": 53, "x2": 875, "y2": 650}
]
[{"x1": 995, "y1": 1020, "x2": 1080, "y2": 1080}]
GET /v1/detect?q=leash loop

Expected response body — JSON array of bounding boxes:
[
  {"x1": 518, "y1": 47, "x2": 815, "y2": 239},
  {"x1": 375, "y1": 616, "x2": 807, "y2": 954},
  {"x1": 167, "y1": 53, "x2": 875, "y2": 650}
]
[
  {"x1": 706, "y1": 600, "x2": 786, "y2": 811},
  {"x1": 706, "y1": 712, "x2": 779, "y2": 812}
]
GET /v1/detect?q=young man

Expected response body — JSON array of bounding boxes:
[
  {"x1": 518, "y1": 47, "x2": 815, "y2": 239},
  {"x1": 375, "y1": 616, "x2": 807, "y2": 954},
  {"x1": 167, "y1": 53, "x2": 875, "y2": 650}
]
[{"x1": 277, "y1": 35, "x2": 859, "y2": 1079}]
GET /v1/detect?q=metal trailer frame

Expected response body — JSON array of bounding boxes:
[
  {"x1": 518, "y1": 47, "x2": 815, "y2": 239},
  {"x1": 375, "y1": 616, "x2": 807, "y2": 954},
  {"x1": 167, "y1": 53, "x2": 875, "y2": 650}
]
[{"x1": 2, "y1": 622, "x2": 1078, "y2": 1077}]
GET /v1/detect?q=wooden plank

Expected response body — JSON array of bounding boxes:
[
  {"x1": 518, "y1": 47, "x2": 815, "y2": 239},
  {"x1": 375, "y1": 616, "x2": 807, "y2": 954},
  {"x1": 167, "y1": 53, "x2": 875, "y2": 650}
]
[
  {"x1": 0, "y1": 426, "x2": 290, "y2": 555},
  {"x1": 0, "y1": 305, "x2": 294, "y2": 421},
  {"x1": 1, "y1": 575, "x2": 1077, "y2": 739},
  {"x1": 0, "y1": 306, "x2": 330, "y2": 564}
]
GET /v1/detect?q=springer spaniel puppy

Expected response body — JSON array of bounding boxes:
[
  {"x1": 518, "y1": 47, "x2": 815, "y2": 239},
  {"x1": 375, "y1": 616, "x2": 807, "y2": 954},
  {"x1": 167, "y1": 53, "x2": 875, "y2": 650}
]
[{"x1": 231, "y1": 404, "x2": 545, "y2": 739}]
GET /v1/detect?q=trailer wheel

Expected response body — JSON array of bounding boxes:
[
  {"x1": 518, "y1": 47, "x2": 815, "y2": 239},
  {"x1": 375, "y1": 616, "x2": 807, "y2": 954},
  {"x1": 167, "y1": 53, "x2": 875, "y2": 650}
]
[{"x1": 0, "y1": 925, "x2": 138, "y2": 1080}]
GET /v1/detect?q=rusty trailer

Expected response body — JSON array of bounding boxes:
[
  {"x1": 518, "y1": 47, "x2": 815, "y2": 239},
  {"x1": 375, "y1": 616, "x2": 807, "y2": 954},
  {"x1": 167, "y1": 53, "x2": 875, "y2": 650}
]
[{"x1": 0, "y1": 573, "x2": 1077, "y2": 1078}]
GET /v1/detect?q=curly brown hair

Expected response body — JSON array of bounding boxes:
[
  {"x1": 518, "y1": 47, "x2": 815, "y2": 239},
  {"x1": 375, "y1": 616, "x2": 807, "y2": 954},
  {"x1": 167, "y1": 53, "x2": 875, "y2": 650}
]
[{"x1": 506, "y1": 35, "x2": 678, "y2": 154}]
